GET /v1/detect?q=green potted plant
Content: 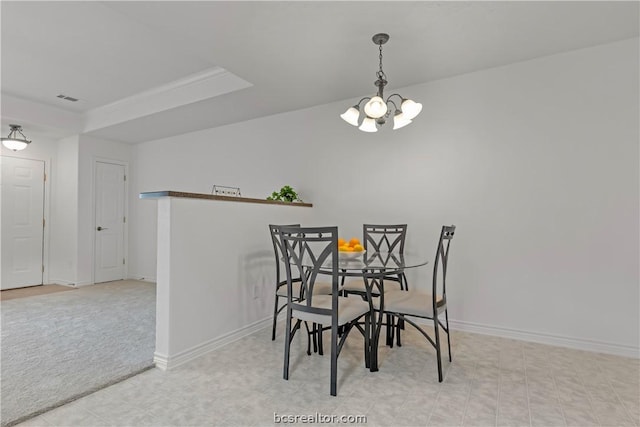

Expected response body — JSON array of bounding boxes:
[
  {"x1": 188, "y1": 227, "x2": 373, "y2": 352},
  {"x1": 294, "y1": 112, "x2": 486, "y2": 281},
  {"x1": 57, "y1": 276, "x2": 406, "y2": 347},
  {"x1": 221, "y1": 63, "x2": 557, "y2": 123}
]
[{"x1": 266, "y1": 185, "x2": 302, "y2": 203}]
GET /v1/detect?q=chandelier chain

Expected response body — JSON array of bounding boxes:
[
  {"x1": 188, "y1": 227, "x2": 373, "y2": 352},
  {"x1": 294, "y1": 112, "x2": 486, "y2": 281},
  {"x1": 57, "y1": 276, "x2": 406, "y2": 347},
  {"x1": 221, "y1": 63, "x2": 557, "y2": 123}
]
[{"x1": 377, "y1": 42, "x2": 386, "y2": 80}]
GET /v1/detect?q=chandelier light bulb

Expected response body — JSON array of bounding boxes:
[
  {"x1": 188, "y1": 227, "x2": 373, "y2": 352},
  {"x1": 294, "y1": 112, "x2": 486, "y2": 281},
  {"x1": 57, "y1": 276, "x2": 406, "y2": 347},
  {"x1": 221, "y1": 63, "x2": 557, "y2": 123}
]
[
  {"x1": 340, "y1": 106, "x2": 360, "y2": 126},
  {"x1": 401, "y1": 99, "x2": 423, "y2": 120},
  {"x1": 392, "y1": 112, "x2": 412, "y2": 130},
  {"x1": 359, "y1": 117, "x2": 378, "y2": 132},
  {"x1": 363, "y1": 96, "x2": 388, "y2": 119}
]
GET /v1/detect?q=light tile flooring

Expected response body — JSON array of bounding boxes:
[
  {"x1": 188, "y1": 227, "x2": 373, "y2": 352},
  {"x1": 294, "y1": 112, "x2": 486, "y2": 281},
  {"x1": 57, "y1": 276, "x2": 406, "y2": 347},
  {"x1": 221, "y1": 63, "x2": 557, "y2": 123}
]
[{"x1": 18, "y1": 326, "x2": 639, "y2": 427}]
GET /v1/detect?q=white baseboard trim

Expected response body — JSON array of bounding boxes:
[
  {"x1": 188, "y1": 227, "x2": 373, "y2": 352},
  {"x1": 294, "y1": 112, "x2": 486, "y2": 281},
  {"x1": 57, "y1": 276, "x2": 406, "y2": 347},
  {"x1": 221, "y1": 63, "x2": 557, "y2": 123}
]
[
  {"x1": 73, "y1": 281, "x2": 94, "y2": 287},
  {"x1": 153, "y1": 353, "x2": 170, "y2": 371},
  {"x1": 128, "y1": 275, "x2": 156, "y2": 283},
  {"x1": 153, "y1": 317, "x2": 272, "y2": 370},
  {"x1": 49, "y1": 279, "x2": 77, "y2": 287},
  {"x1": 445, "y1": 319, "x2": 639, "y2": 359},
  {"x1": 49, "y1": 280, "x2": 92, "y2": 287}
]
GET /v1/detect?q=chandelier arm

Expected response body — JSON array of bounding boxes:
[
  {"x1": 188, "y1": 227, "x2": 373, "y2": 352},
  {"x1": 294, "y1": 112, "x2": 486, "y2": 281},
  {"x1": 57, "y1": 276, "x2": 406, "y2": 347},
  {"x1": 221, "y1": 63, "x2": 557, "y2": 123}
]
[
  {"x1": 356, "y1": 97, "x2": 371, "y2": 107},
  {"x1": 385, "y1": 94, "x2": 405, "y2": 104}
]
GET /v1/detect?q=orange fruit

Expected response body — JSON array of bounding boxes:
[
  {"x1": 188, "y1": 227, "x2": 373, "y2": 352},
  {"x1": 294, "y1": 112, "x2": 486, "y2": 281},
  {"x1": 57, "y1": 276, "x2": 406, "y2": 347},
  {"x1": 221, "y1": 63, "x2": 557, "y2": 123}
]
[
  {"x1": 353, "y1": 244, "x2": 364, "y2": 252},
  {"x1": 338, "y1": 238, "x2": 346, "y2": 246},
  {"x1": 349, "y1": 238, "x2": 360, "y2": 247}
]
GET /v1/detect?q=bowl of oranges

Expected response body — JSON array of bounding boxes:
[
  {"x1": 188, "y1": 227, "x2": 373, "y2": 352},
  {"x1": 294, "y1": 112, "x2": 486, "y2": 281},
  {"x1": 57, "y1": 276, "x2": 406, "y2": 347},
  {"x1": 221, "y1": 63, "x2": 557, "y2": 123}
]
[{"x1": 338, "y1": 238, "x2": 366, "y2": 259}]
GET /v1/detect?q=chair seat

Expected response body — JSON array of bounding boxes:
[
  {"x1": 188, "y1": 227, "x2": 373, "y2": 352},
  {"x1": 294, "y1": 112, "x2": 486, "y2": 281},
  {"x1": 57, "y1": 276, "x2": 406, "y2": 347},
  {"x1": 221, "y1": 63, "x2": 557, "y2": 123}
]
[
  {"x1": 276, "y1": 281, "x2": 333, "y2": 298},
  {"x1": 374, "y1": 290, "x2": 444, "y2": 318},
  {"x1": 292, "y1": 295, "x2": 370, "y2": 326},
  {"x1": 341, "y1": 277, "x2": 402, "y2": 294},
  {"x1": 341, "y1": 279, "x2": 379, "y2": 294}
]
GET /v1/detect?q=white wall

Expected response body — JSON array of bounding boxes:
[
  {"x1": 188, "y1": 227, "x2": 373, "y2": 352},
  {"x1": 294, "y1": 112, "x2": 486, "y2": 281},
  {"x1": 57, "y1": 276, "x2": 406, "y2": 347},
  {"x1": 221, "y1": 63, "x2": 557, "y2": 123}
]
[
  {"x1": 49, "y1": 135, "x2": 79, "y2": 284},
  {"x1": 302, "y1": 38, "x2": 639, "y2": 353},
  {"x1": 131, "y1": 38, "x2": 639, "y2": 355},
  {"x1": 129, "y1": 121, "x2": 309, "y2": 281},
  {"x1": 153, "y1": 196, "x2": 314, "y2": 367}
]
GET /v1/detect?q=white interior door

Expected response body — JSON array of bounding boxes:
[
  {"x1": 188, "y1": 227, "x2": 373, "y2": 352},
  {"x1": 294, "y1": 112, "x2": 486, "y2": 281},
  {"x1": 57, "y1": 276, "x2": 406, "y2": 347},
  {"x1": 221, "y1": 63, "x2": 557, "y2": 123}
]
[
  {"x1": 94, "y1": 161, "x2": 125, "y2": 283},
  {"x1": 1, "y1": 156, "x2": 45, "y2": 290}
]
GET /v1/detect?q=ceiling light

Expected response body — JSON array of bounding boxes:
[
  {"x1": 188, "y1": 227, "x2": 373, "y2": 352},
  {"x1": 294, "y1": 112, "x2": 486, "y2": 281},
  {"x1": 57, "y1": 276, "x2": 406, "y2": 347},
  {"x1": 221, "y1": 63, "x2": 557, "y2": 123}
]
[
  {"x1": 341, "y1": 33, "x2": 422, "y2": 132},
  {"x1": 363, "y1": 96, "x2": 387, "y2": 119},
  {"x1": 400, "y1": 98, "x2": 422, "y2": 120},
  {"x1": 392, "y1": 111, "x2": 412, "y2": 130},
  {"x1": 340, "y1": 106, "x2": 360, "y2": 126},
  {"x1": 359, "y1": 117, "x2": 378, "y2": 133},
  {"x1": 2, "y1": 124, "x2": 31, "y2": 151}
]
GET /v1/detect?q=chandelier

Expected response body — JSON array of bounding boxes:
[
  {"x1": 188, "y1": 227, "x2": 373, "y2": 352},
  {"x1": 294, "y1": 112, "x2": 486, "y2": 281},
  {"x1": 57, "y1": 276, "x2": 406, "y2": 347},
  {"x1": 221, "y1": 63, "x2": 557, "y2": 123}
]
[
  {"x1": 341, "y1": 33, "x2": 422, "y2": 132},
  {"x1": 2, "y1": 124, "x2": 32, "y2": 151}
]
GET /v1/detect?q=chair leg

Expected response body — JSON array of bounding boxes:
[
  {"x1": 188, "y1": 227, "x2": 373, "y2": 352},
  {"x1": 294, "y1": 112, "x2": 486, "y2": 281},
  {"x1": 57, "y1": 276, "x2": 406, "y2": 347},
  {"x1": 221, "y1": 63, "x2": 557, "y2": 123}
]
[
  {"x1": 318, "y1": 325, "x2": 324, "y2": 355},
  {"x1": 283, "y1": 309, "x2": 292, "y2": 380},
  {"x1": 398, "y1": 274, "x2": 406, "y2": 331},
  {"x1": 386, "y1": 314, "x2": 394, "y2": 347},
  {"x1": 434, "y1": 315, "x2": 443, "y2": 382},
  {"x1": 330, "y1": 323, "x2": 338, "y2": 396},
  {"x1": 304, "y1": 322, "x2": 312, "y2": 356},
  {"x1": 396, "y1": 317, "x2": 402, "y2": 347},
  {"x1": 272, "y1": 295, "x2": 280, "y2": 340},
  {"x1": 312, "y1": 323, "x2": 318, "y2": 354},
  {"x1": 364, "y1": 314, "x2": 371, "y2": 369},
  {"x1": 445, "y1": 309, "x2": 452, "y2": 362}
]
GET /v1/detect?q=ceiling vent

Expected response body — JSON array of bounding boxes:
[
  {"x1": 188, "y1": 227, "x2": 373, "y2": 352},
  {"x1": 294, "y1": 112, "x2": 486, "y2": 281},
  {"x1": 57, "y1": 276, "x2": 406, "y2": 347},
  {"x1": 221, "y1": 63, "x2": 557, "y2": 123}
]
[{"x1": 56, "y1": 94, "x2": 79, "y2": 102}]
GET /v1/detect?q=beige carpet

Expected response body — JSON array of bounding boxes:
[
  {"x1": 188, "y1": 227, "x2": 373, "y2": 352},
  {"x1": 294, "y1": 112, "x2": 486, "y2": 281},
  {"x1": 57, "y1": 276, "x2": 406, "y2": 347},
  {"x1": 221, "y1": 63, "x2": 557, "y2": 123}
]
[
  {"x1": 1, "y1": 280, "x2": 156, "y2": 426},
  {"x1": 0, "y1": 284, "x2": 75, "y2": 301}
]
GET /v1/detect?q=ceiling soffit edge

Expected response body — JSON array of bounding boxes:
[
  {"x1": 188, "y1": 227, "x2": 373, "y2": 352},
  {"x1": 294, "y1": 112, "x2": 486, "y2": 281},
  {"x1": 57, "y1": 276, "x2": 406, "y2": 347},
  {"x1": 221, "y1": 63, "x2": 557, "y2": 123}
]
[{"x1": 82, "y1": 67, "x2": 252, "y2": 133}]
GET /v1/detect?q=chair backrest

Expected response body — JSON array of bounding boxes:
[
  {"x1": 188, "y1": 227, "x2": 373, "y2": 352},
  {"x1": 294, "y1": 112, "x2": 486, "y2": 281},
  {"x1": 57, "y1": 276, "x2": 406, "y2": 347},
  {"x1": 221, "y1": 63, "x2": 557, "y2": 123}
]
[
  {"x1": 363, "y1": 224, "x2": 407, "y2": 253},
  {"x1": 433, "y1": 225, "x2": 456, "y2": 304},
  {"x1": 278, "y1": 226, "x2": 338, "y2": 319},
  {"x1": 269, "y1": 224, "x2": 301, "y2": 285}
]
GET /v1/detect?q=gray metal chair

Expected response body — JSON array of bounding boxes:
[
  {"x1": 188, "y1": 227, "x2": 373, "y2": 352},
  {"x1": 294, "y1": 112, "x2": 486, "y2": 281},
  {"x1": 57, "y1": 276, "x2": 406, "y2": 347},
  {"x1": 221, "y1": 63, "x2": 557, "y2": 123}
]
[
  {"x1": 342, "y1": 224, "x2": 409, "y2": 346},
  {"x1": 378, "y1": 225, "x2": 456, "y2": 382},
  {"x1": 342, "y1": 224, "x2": 409, "y2": 296},
  {"x1": 269, "y1": 223, "x2": 301, "y2": 341},
  {"x1": 269, "y1": 224, "x2": 331, "y2": 354},
  {"x1": 279, "y1": 226, "x2": 370, "y2": 396}
]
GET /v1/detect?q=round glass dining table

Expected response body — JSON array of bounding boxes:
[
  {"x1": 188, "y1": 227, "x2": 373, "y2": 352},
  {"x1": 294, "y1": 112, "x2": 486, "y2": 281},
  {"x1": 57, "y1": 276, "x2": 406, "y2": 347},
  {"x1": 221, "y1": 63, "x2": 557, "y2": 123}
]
[
  {"x1": 334, "y1": 251, "x2": 428, "y2": 275},
  {"x1": 310, "y1": 251, "x2": 430, "y2": 372}
]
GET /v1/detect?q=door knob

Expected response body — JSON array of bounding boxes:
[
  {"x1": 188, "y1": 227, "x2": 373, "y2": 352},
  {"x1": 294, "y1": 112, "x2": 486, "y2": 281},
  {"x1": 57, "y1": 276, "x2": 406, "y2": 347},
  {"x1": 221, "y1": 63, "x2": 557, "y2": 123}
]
[{"x1": 97, "y1": 226, "x2": 108, "y2": 231}]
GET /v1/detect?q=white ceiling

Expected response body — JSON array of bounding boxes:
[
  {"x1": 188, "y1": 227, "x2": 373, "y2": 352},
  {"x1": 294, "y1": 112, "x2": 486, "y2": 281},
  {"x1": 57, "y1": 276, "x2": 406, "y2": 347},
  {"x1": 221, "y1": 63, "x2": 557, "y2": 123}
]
[{"x1": 1, "y1": 1, "x2": 638, "y2": 143}]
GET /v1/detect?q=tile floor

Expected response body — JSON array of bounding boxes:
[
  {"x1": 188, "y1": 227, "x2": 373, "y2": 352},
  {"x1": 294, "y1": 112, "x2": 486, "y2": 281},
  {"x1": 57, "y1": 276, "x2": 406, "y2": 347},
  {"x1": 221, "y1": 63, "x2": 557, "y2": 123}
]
[{"x1": 17, "y1": 326, "x2": 639, "y2": 427}]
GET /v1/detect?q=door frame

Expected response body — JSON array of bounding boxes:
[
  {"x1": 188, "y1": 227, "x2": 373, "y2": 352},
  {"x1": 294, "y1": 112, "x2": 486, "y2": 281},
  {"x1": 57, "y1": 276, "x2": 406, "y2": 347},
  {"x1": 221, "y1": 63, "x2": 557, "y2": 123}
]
[
  {"x1": 91, "y1": 157, "x2": 129, "y2": 284},
  {"x1": 1, "y1": 154, "x2": 51, "y2": 285}
]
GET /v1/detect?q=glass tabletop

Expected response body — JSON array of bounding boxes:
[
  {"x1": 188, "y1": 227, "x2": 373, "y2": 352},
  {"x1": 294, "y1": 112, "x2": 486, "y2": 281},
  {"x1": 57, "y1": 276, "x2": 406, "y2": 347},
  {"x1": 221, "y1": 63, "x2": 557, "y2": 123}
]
[
  {"x1": 340, "y1": 251, "x2": 428, "y2": 271},
  {"x1": 300, "y1": 251, "x2": 428, "y2": 272}
]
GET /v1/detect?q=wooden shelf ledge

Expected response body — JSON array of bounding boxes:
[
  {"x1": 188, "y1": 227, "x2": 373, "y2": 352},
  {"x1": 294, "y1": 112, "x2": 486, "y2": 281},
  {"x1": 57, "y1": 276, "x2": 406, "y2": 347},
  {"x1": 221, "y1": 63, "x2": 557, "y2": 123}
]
[{"x1": 139, "y1": 191, "x2": 313, "y2": 208}]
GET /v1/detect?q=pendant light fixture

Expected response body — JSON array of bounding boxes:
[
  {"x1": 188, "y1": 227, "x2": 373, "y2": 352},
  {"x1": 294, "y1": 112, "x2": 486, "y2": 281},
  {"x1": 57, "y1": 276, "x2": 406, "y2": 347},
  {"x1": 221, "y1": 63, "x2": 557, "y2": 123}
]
[
  {"x1": 341, "y1": 33, "x2": 422, "y2": 132},
  {"x1": 2, "y1": 124, "x2": 31, "y2": 151}
]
